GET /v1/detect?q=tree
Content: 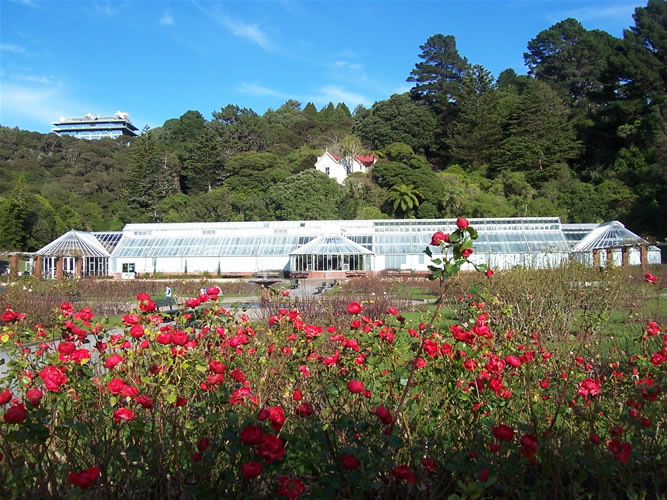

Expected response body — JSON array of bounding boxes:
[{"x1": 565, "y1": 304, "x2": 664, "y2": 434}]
[
  {"x1": 0, "y1": 176, "x2": 30, "y2": 250},
  {"x1": 224, "y1": 152, "x2": 291, "y2": 196},
  {"x1": 182, "y1": 129, "x2": 224, "y2": 194},
  {"x1": 353, "y1": 93, "x2": 438, "y2": 155},
  {"x1": 525, "y1": 18, "x2": 619, "y2": 104},
  {"x1": 267, "y1": 170, "x2": 343, "y2": 220},
  {"x1": 447, "y1": 65, "x2": 503, "y2": 170},
  {"x1": 494, "y1": 80, "x2": 581, "y2": 177},
  {"x1": 385, "y1": 184, "x2": 422, "y2": 218},
  {"x1": 125, "y1": 131, "x2": 161, "y2": 218},
  {"x1": 407, "y1": 34, "x2": 469, "y2": 110}
]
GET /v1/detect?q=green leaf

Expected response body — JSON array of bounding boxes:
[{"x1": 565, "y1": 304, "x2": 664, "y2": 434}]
[
  {"x1": 424, "y1": 246, "x2": 433, "y2": 257},
  {"x1": 195, "y1": 364, "x2": 208, "y2": 372},
  {"x1": 430, "y1": 258, "x2": 442, "y2": 265}
]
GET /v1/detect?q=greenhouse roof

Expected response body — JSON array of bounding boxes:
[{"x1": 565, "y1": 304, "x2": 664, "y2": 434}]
[
  {"x1": 112, "y1": 217, "x2": 571, "y2": 258},
  {"x1": 36, "y1": 230, "x2": 110, "y2": 257},
  {"x1": 572, "y1": 221, "x2": 649, "y2": 251},
  {"x1": 94, "y1": 232, "x2": 123, "y2": 253},
  {"x1": 289, "y1": 235, "x2": 374, "y2": 256}
]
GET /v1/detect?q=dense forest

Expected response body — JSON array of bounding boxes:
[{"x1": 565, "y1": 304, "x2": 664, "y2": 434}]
[{"x1": 1, "y1": 0, "x2": 665, "y2": 252}]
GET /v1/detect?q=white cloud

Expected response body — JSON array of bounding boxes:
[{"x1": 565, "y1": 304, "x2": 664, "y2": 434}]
[
  {"x1": 11, "y1": 0, "x2": 38, "y2": 8},
  {"x1": 12, "y1": 73, "x2": 58, "y2": 85},
  {"x1": 159, "y1": 12, "x2": 174, "y2": 26},
  {"x1": 552, "y1": 3, "x2": 636, "y2": 25},
  {"x1": 0, "y1": 83, "x2": 74, "y2": 127},
  {"x1": 95, "y1": 3, "x2": 115, "y2": 17},
  {"x1": 238, "y1": 83, "x2": 288, "y2": 99},
  {"x1": 309, "y1": 85, "x2": 370, "y2": 107},
  {"x1": 334, "y1": 61, "x2": 347, "y2": 67},
  {"x1": 0, "y1": 43, "x2": 26, "y2": 54},
  {"x1": 194, "y1": 2, "x2": 273, "y2": 50}
]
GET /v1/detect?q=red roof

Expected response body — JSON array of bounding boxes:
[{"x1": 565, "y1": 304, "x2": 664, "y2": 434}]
[
  {"x1": 355, "y1": 154, "x2": 375, "y2": 166},
  {"x1": 329, "y1": 152, "x2": 341, "y2": 161}
]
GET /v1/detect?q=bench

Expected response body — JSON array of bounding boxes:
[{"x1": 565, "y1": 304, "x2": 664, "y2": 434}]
[{"x1": 154, "y1": 297, "x2": 177, "y2": 316}]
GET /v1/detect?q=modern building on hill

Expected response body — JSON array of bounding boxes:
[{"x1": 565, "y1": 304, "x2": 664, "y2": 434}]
[
  {"x1": 30, "y1": 218, "x2": 661, "y2": 280},
  {"x1": 314, "y1": 151, "x2": 376, "y2": 183},
  {"x1": 52, "y1": 111, "x2": 138, "y2": 140}
]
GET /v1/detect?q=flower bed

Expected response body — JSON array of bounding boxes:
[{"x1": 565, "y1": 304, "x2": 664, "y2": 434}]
[{"x1": 1, "y1": 221, "x2": 664, "y2": 498}]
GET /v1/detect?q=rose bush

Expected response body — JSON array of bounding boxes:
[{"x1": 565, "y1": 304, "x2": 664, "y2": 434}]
[{"x1": 0, "y1": 221, "x2": 664, "y2": 498}]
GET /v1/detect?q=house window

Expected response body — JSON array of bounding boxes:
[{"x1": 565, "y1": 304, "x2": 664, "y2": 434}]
[
  {"x1": 122, "y1": 263, "x2": 135, "y2": 273},
  {"x1": 325, "y1": 167, "x2": 330, "y2": 175}
]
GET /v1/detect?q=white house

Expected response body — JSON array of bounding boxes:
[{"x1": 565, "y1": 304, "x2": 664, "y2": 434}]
[{"x1": 314, "y1": 151, "x2": 376, "y2": 184}]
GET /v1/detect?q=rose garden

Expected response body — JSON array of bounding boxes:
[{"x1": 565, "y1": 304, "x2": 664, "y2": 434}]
[{"x1": 1, "y1": 220, "x2": 664, "y2": 498}]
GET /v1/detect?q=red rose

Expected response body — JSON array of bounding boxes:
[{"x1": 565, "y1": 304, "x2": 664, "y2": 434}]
[
  {"x1": 242, "y1": 461, "x2": 262, "y2": 478},
  {"x1": 26, "y1": 388, "x2": 42, "y2": 407},
  {"x1": 492, "y1": 424, "x2": 514, "y2": 442},
  {"x1": 155, "y1": 332, "x2": 172, "y2": 344},
  {"x1": 0, "y1": 389, "x2": 12, "y2": 405},
  {"x1": 392, "y1": 464, "x2": 415, "y2": 483},
  {"x1": 422, "y1": 457, "x2": 436, "y2": 472},
  {"x1": 256, "y1": 433, "x2": 286, "y2": 464},
  {"x1": 505, "y1": 355, "x2": 521, "y2": 368},
  {"x1": 268, "y1": 405, "x2": 286, "y2": 430},
  {"x1": 479, "y1": 467, "x2": 489, "y2": 483},
  {"x1": 1, "y1": 310, "x2": 16, "y2": 322},
  {"x1": 133, "y1": 394, "x2": 154, "y2": 409},
  {"x1": 57, "y1": 341, "x2": 75, "y2": 355},
  {"x1": 39, "y1": 365, "x2": 67, "y2": 392},
  {"x1": 104, "y1": 354, "x2": 123, "y2": 369},
  {"x1": 292, "y1": 390, "x2": 303, "y2": 401},
  {"x1": 298, "y1": 402, "x2": 314, "y2": 417},
  {"x1": 375, "y1": 405, "x2": 392, "y2": 425},
  {"x1": 430, "y1": 231, "x2": 447, "y2": 246},
  {"x1": 278, "y1": 475, "x2": 305, "y2": 500},
  {"x1": 113, "y1": 407, "x2": 135, "y2": 423},
  {"x1": 107, "y1": 378, "x2": 126, "y2": 395},
  {"x1": 342, "y1": 454, "x2": 361, "y2": 469},
  {"x1": 196, "y1": 438, "x2": 209, "y2": 452},
  {"x1": 347, "y1": 302, "x2": 362, "y2": 315},
  {"x1": 347, "y1": 380, "x2": 364, "y2": 393},
  {"x1": 129, "y1": 324, "x2": 144, "y2": 338},
  {"x1": 485, "y1": 269, "x2": 494, "y2": 277},
  {"x1": 644, "y1": 273, "x2": 657, "y2": 285},
  {"x1": 461, "y1": 248, "x2": 474, "y2": 258},
  {"x1": 578, "y1": 378, "x2": 601, "y2": 399},
  {"x1": 209, "y1": 360, "x2": 226, "y2": 374},
  {"x1": 240, "y1": 425, "x2": 264, "y2": 445},
  {"x1": 456, "y1": 217, "x2": 469, "y2": 229},
  {"x1": 68, "y1": 466, "x2": 100, "y2": 489},
  {"x1": 3, "y1": 403, "x2": 27, "y2": 424}
]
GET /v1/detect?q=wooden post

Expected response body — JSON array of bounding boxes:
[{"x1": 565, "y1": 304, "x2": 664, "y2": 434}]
[
  {"x1": 606, "y1": 248, "x2": 614, "y2": 267},
  {"x1": 621, "y1": 247, "x2": 630, "y2": 267},
  {"x1": 34, "y1": 256, "x2": 43, "y2": 278},
  {"x1": 76, "y1": 257, "x2": 83, "y2": 279},
  {"x1": 640, "y1": 245, "x2": 648, "y2": 272},
  {"x1": 593, "y1": 249, "x2": 600, "y2": 270},
  {"x1": 9, "y1": 254, "x2": 19, "y2": 278},
  {"x1": 55, "y1": 257, "x2": 63, "y2": 280}
]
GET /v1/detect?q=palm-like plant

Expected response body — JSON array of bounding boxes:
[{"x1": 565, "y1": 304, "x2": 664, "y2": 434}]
[{"x1": 387, "y1": 184, "x2": 423, "y2": 218}]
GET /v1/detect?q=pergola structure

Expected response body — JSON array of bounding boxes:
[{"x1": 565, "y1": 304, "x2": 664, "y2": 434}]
[
  {"x1": 289, "y1": 235, "x2": 374, "y2": 277},
  {"x1": 569, "y1": 221, "x2": 655, "y2": 270},
  {"x1": 34, "y1": 230, "x2": 120, "y2": 279}
]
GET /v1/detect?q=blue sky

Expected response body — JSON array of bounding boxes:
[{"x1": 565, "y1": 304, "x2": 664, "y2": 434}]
[{"x1": 1, "y1": 0, "x2": 643, "y2": 134}]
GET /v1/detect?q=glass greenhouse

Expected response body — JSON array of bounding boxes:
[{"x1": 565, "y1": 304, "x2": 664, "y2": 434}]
[
  {"x1": 35, "y1": 230, "x2": 122, "y2": 278},
  {"x1": 34, "y1": 218, "x2": 659, "y2": 279}
]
